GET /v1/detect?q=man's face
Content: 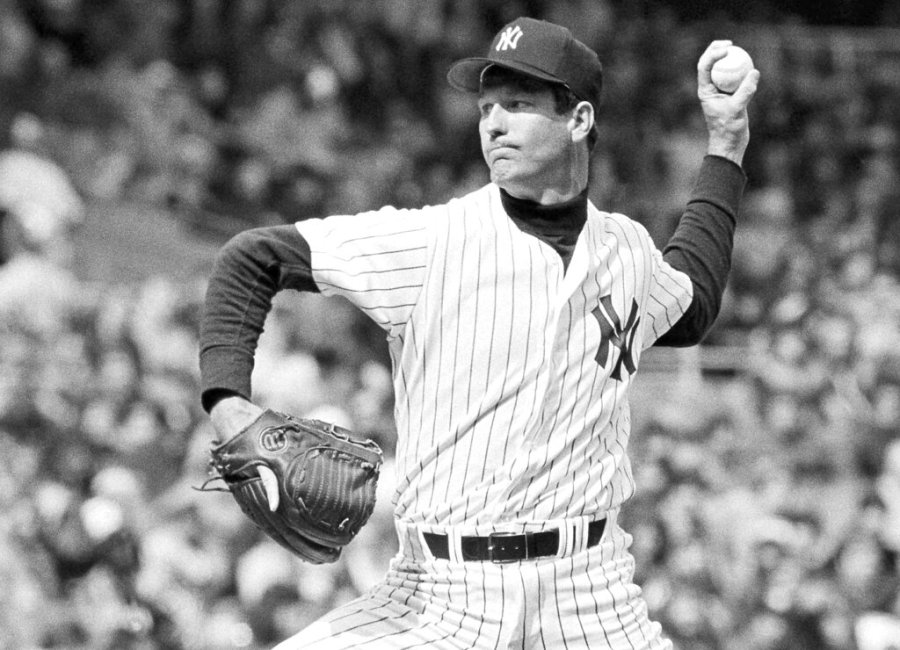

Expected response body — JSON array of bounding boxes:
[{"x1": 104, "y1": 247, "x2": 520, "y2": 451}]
[{"x1": 478, "y1": 81, "x2": 576, "y2": 199}]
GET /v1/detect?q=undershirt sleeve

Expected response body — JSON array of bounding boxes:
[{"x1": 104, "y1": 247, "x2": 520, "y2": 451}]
[
  {"x1": 656, "y1": 155, "x2": 745, "y2": 347},
  {"x1": 198, "y1": 224, "x2": 317, "y2": 412}
]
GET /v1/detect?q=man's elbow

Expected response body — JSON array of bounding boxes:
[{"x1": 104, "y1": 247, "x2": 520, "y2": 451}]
[{"x1": 655, "y1": 294, "x2": 720, "y2": 347}]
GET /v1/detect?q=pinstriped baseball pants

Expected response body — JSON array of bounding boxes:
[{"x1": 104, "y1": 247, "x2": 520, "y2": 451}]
[{"x1": 275, "y1": 515, "x2": 672, "y2": 650}]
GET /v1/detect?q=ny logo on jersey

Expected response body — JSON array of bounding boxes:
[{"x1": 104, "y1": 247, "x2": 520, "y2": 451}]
[
  {"x1": 496, "y1": 25, "x2": 524, "y2": 51},
  {"x1": 591, "y1": 296, "x2": 639, "y2": 380}
]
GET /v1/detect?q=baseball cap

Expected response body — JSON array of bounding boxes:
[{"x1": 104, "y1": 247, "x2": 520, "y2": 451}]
[{"x1": 447, "y1": 17, "x2": 603, "y2": 109}]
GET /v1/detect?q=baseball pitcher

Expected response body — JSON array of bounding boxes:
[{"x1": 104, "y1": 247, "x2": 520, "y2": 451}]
[{"x1": 199, "y1": 16, "x2": 760, "y2": 649}]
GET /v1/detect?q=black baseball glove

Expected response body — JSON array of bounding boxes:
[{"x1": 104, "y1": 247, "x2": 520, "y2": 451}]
[{"x1": 207, "y1": 409, "x2": 383, "y2": 564}]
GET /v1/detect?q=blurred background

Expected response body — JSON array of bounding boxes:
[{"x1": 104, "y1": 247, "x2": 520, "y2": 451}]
[{"x1": 1, "y1": 0, "x2": 899, "y2": 648}]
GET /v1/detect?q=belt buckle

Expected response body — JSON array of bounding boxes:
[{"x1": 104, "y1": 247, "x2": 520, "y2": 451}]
[{"x1": 487, "y1": 531, "x2": 529, "y2": 563}]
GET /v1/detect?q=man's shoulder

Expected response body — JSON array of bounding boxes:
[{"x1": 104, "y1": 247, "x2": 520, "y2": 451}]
[
  {"x1": 586, "y1": 202, "x2": 654, "y2": 243},
  {"x1": 443, "y1": 182, "x2": 496, "y2": 209},
  {"x1": 408, "y1": 183, "x2": 498, "y2": 227},
  {"x1": 586, "y1": 202, "x2": 638, "y2": 228}
]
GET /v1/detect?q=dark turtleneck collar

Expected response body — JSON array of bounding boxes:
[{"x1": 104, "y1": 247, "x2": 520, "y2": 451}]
[{"x1": 500, "y1": 187, "x2": 588, "y2": 270}]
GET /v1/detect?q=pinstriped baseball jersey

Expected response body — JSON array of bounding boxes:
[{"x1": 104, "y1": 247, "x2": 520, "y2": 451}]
[{"x1": 295, "y1": 182, "x2": 692, "y2": 528}]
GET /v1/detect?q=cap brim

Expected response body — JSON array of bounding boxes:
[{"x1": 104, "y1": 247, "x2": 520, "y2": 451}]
[{"x1": 447, "y1": 57, "x2": 565, "y2": 93}]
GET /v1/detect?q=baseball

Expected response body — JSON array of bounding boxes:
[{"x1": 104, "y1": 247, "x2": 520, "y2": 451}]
[{"x1": 711, "y1": 45, "x2": 753, "y2": 94}]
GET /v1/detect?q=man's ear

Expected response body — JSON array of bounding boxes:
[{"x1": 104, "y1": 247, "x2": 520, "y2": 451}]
[{"x1": 569, "y1": 101, "x2": 595, "y2": 144}]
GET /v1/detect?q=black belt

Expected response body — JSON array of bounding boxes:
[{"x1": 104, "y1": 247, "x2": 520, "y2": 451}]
[{"x1": 423, "y1": 519, "x2": 606, "y2": 563}]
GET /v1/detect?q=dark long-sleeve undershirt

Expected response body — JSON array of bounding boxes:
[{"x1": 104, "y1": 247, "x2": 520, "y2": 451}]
[
  {"x1": 199, "y1": 155, "x2": 744, "y2": 412},
  {"x1": 199, "y1": 226, "x2": 317, "y2": 411},
  {"x1": 658, "y1": 155, "x2": 744, "y2": 345}
]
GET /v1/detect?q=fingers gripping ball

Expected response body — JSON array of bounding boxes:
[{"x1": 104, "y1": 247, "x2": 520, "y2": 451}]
[
  {"x1": 209, "y1": 410, "x2": 383, "y2": 564},
  {"x1": 711, "y1": 45, "x2": 754, "y2": 94}
]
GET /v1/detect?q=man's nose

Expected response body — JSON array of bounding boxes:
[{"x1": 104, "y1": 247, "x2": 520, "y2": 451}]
[{"x1": 482, "y1": 104, "x2": 507, "y2": 137}]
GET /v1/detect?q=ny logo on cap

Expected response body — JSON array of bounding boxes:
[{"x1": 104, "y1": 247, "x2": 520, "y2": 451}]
[{"x1": 496, "y1": 25, "x2": 524, "y2": 51}]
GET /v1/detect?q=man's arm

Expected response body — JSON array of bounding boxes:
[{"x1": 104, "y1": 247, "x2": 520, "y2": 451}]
[
  {"x1": 657, "y1": 155, "x2": 744, "y2": 346},
  {"x1": 656, "y1": 40, "x2": 759, "y2": 346},
  {"x1": 199, "y1": 224, "x2": 318, "y2": 434}
]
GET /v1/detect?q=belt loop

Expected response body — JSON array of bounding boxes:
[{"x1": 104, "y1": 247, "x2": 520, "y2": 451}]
[
  {"x1": 397, "y1": 520, "x2": 432, "y2": 563},
  {"x1": 576, "y1": 516, "x2": 590, "y2": 554},
  {"x1": 548, "y1": 518, "x2": 571, "y2": 558},
  {"x1": 448, "y1": 526, "x2": 464, "y2": 564}
]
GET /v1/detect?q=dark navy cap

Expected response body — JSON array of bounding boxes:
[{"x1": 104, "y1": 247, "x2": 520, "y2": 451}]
[{"x1": 447, "y1": 17, "x2": 603, "y2": 109}]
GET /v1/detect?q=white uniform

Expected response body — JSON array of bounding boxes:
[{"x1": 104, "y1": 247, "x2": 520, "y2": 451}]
[{"x1": 276, "y1": 182, "x2": 691, "y2": 649}]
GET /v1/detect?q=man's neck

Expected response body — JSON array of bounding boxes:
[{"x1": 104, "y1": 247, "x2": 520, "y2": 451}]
[
  {"x1": 501, "y1": 182, "x2": 587, "y2": 205},
  {"x1": 499, "y1": 187, "x2": 587, "y2": 270},
  {"x1": 499, "y1": 162, "x2": 589, "y2": 205}
]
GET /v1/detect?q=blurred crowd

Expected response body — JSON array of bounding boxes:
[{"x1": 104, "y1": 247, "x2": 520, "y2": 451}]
[{"x1": 1, "y1": 1, "x2": 900, "y2": 649}]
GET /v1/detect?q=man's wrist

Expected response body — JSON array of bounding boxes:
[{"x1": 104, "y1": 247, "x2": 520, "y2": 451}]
[
  {"x1": 209, "y1": 395, "x2": 264, "y2": 440},
  {"x1": 706, "y1": 141, "x2": 747, "y2": 167}
]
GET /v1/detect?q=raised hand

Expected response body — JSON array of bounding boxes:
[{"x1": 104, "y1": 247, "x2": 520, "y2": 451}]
[{"x1": 697, "y1": 40, "x2": 761, "y2": 166}]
